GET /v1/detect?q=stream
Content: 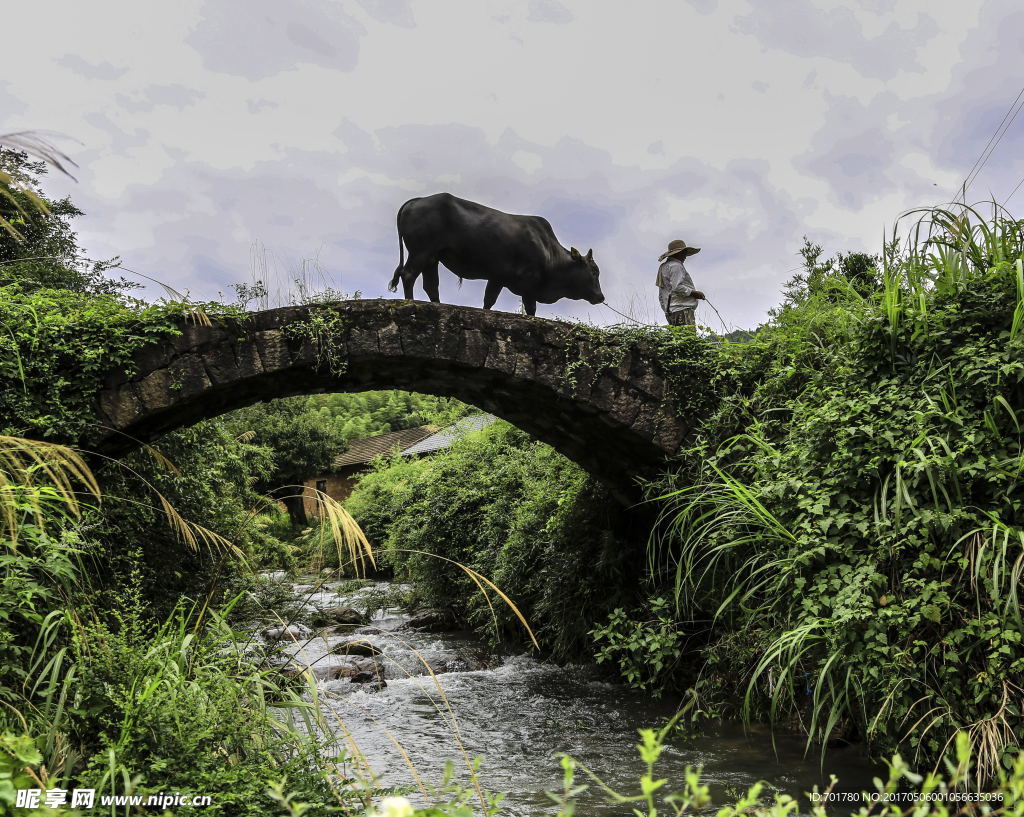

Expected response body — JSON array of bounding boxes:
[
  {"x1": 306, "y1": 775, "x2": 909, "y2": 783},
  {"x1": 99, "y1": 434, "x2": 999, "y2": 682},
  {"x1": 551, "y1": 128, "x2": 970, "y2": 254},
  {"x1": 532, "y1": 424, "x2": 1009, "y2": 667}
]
[{"x1": 258, "y1": 575, "x2": 883, "y2": 816}]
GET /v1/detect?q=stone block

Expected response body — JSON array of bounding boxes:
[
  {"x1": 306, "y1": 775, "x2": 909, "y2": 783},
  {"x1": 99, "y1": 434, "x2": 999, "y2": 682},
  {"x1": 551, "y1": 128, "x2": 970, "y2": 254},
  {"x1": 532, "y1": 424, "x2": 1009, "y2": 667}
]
[
  {"x1": 457, "y1": 328, "x2": 488, "y2": 368},
  {"x1": 135, "y1": 368, "x2": 174, "y2": 413},
  {"x1": 486, "y1": 332, "x2": 521, "y2": 376},
  {"x1": 169, "y1": 321, "x2": 223, "y2": 353},
  {"x1": 231, "y1": 340, "x2": 264, "y2": 380},
  {"x1": 254, "y1": 329, "x2": 291, "y2": 372},
  {"x1": 201, "y1": 344, "x2": 245, "y2": 386},
  {"x1": 346, "y1": 326, "x2": 379, "y2": 358},
  {"x1": 167, "y1": 353, "x2": 212, "y2": 400},
  {"x1": 377, "y1": 320, "x2": 403, "y2": 356},
  {"x1": 629, "y1": 400, "x2": 662, "y2": 441},
  {"x1": 98, "y1": 384, "x2": 143, "y2": 430},
  {"x1": 131, "y1": 341, "x2": 174, "y2": 375}
]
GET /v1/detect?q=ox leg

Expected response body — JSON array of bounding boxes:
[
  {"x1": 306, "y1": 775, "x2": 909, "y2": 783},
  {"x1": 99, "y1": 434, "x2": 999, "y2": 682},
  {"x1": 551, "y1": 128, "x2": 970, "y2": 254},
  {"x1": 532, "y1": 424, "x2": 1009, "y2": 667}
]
[
  {"x1": 522, "y1": 297, "x2": 537, "y2": 316},
  {"x1": 400, "y1": 269, "x2": 417, "y2": 299},
  {"x1": 483, "y1": 280, "x2": 502, "y2": 310},
  {"x1": 422, "y1": 259, "x2": 441, "y2": 303},
  {"x1": 402, "y1": 252, "x2": 430, "y2": 299}
]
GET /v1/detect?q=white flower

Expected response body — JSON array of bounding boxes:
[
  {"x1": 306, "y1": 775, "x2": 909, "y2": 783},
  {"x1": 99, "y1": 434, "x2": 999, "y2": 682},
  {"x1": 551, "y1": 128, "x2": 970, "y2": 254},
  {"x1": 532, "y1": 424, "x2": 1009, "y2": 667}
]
[{"x1": 368, "y1": 795, "x2": 415, "y2": 817}]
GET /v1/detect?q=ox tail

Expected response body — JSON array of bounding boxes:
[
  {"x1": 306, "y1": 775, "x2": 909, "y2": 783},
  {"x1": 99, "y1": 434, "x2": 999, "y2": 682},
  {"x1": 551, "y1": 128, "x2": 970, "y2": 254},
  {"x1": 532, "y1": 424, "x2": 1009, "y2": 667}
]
[
  {"x1": 388, "y1": 199, "x2": 412, "y2": 293},
  {"x1": 388, "y1": 233, "x2": 404, "y2": 293}
]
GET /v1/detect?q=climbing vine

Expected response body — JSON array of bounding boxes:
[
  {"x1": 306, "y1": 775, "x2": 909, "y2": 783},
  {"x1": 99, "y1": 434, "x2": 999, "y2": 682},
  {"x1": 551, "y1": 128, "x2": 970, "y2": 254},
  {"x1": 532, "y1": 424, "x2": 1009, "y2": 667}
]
[
  {"x1": 560, "y1": 322, "x2": 724, "y2": 420},
  {"x1": 0, "y1": 287, "x2": 244, "y2": 442},
  {"x1": 283, "y1": 305, "x2": 349, "y2": 377}
]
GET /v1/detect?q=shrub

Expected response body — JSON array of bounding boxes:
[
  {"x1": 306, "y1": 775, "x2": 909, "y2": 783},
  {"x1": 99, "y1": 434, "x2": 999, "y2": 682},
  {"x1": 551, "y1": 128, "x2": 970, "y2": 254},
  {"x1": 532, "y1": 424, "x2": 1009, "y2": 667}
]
[{"x1": 345, "y1": 421, "x2": 635, "y2": 659}]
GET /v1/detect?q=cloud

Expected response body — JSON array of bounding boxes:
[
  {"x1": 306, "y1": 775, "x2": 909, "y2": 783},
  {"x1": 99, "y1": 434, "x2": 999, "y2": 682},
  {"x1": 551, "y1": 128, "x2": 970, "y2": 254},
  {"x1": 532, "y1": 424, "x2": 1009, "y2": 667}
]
[
  {"x1": 186, "y1": 0, "x2": 365, "y2": 79},
  {"x1": 9, "y1": 0, "x2": 1023, "y2": 333},
  {"x1": 0, "y1": 82, "x2": 27, "y2": 118},
  {"x1": 689, "y1": 0, "x2": 718, "y2": 14},
  {"x1": 527, "y1": 0, "x2": 574, "y2": 24},
  {"x1": 75, "y1": 115, "x2": 807, "y2": 329},
  {"x1": 356, "y1": 0, "x2": 416, "y2": 28},
  {"x1": 116, "y1": 84, "x2": 204, "y2": 114},
  {"x1": 247, "y1": 98, "x2": 279, "y2": 114},
  {"x1": 733, "y1": 1, "x2": 940, "y2": 79},
  {"x1": 82, "y1": 111, "x2": 150, "y2": 153},
  {"x1": 54, "y1": 54, "x2": 128, "y2": 80},
  {"x1": 794, "y1": 92, "x2": 906, "y2": 209},
  {"x1": 911, "y1": 2, "x2": 1024, "y2": 202}
]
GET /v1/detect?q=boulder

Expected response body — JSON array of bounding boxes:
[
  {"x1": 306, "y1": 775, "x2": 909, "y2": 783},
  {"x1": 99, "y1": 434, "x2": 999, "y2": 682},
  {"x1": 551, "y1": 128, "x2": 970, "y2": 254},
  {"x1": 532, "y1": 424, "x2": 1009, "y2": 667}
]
[
  {"x1": 313, "y1": 657, "x2": 375, "y2": 681},
  {"x1": 458, "y1": 647, "x2": 495, "y2": 671},
  {"x1": 314, "y1": 607, "x2": 368, "y2": 627},
  {"x1": 330, "y1": 640, "x2": 383, "y2": 658},
  {"x1": 351, "y1": 670, "x2": 387, "y2": 691},
  {"x1": 322, "y1": 664, "x2": 360, "y2": 681},
  {"x1": 277, "y1": 664, "x2": 307, "y2": 678},
  {"x1": 401, "y1": 608, "x2": 458, "y2": 632},
  {"x1": 261, "y1": 624, "x2": 310, "y2": 642}
]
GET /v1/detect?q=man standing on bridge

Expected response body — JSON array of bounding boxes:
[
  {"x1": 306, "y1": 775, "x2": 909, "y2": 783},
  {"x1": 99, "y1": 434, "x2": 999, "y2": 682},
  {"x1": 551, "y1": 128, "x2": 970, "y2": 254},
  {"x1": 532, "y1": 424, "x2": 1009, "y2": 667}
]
[{"x1": 656, "y1": 239, "x2": 705, "y2": 327}]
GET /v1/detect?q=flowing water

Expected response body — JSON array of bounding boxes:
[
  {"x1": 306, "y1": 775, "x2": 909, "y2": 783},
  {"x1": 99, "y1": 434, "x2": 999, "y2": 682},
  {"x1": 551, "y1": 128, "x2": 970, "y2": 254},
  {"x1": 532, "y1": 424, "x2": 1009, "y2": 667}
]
[{"x1": 261, "y1": 576, "x2": 882, "y2": 816}]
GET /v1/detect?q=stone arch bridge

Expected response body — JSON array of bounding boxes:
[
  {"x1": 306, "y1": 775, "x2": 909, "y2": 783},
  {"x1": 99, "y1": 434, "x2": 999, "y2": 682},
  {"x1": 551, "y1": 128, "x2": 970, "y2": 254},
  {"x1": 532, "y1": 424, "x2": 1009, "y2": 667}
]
[{"x1": 93, "y1": 300, "x2": 693, "y2": 502}]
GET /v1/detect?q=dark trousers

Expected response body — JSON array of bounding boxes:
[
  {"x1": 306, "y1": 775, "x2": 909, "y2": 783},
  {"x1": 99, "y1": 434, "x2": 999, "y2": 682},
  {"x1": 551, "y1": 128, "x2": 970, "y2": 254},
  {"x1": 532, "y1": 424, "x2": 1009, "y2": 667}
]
[{"x1": 667, "y1": 308, "x2": 695, "y2": 327}]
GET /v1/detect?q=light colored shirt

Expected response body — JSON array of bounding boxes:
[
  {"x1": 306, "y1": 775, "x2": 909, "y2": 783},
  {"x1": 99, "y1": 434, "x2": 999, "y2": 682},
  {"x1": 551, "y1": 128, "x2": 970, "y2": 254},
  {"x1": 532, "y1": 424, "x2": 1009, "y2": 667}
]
[{"x1": 657, "y1": 258, "x2": 697, "y2": 313}]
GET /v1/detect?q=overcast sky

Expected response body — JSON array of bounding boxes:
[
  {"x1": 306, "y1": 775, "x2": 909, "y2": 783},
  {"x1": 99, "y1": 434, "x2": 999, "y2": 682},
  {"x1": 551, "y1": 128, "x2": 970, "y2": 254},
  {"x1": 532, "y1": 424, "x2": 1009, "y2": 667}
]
[{"x1": 4, "y1": 1, "x2": 1024, "y2": 329}]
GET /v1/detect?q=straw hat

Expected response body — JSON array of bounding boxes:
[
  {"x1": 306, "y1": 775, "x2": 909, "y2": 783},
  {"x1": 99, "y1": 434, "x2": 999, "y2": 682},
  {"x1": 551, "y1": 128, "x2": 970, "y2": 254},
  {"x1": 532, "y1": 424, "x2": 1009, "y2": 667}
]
[{"x1": 658, "y1": 239, "x2": 701, "y2": 261}]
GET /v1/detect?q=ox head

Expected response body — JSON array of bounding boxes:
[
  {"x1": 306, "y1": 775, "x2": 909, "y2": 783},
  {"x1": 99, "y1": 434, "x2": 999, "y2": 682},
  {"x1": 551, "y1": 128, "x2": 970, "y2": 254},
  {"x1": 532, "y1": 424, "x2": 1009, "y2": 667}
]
[{"x1": 567, "y1": 247, "x2": 605, "y2": 304}]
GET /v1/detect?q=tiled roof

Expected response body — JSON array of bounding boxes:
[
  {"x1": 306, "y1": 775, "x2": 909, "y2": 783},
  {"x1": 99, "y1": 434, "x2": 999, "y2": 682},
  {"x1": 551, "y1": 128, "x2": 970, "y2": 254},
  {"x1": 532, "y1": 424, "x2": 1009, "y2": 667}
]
[
  {"x1": 333, "y1": 425, "x2": 439, "y2": 467},
  {"x1": 400, "y1": 414, "x2": 498, "y2": 456}
]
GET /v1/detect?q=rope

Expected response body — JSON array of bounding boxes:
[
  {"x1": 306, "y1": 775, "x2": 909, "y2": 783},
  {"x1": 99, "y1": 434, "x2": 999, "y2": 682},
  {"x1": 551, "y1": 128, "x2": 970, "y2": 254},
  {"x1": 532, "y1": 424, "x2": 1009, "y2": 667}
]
[
  {"x1": 601, "y1": 298, "x2": 733, "y2": 335},
  {"x1": 600, "y1": 301, "x2": 661, "y2": 327},
  {"x1": 701, "y1": 297, "x2": 732, "y2": 334}
]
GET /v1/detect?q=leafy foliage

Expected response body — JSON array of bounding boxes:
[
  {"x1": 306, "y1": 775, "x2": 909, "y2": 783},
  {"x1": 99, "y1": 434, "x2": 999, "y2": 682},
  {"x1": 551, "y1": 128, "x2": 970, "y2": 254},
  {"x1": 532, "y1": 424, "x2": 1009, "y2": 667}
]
[
  {"x1": 345, "y1": 420, "x2": 635, "y2": 658},
  {"x1": 304, "y1": 390, "x2": 470, "y2": 443},
  {"x1": 591, "y1": 598, "x2": 686, "y2": 693},
  {"x1": 225, "y1": 397, "x2": 346, "y2": 525},
  {"x1": 0, "y1": 286, "x2": 243, "y2": 442},
  {"x1": 0, "y1": 146, "x2": 128, "y2": 295},
  {"x1": 87, "y1": 418, "x2": 290, "y2": 609},
  {"x1": 558, "y1": 319, "x2": 722, "y2": 420},
  {"x1": 0, "y1": 435, "x2": 346, "y2": 813},
  {"x1": 66, "y1": 599, "x2": 346, "y2": 815},
  {"x1": 636, "y1": 205, "x2": 1024, "y2": 782}
]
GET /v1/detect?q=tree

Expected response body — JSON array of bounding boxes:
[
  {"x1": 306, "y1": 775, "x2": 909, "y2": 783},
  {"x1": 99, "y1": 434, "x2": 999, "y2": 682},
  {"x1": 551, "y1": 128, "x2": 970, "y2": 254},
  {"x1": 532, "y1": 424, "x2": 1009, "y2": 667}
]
[
  {"x1": 227, "y1": 398, "x2": 345, "y2": 525},
  {"x1": 304, "y1": 390, "x2": 470, "y2": 440},
  {"x1": 0, "y1": 146, "x2": 127, "y2": 294},
  {"x1": 774, "y1": 237, "x2": 880, "y2": 318}
]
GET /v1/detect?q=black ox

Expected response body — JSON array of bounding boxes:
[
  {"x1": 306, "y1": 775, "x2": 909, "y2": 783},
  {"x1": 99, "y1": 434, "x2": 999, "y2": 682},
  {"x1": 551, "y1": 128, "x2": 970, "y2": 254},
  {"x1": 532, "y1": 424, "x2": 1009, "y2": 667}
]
[{"x1": 387, "y1": 193, "x2": 604, "y2": 316}]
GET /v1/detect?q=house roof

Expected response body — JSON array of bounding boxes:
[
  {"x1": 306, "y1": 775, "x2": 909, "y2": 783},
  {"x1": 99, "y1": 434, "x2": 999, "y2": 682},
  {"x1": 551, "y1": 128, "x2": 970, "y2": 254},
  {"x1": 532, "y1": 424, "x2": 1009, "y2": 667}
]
[
  {"x1": 332, "y1": 425, "x2": 439, "y2": 468},
  {"x1": 400, "y1": 413, "x2": 498, "y2": 456}
]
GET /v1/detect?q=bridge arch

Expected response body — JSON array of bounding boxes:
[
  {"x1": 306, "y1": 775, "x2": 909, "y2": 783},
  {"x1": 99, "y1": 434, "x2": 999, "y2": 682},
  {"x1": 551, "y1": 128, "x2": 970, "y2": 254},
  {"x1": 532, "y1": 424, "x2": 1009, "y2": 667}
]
[{"x1": 93, "y1": 300, "x2": 691, "y2": 501}]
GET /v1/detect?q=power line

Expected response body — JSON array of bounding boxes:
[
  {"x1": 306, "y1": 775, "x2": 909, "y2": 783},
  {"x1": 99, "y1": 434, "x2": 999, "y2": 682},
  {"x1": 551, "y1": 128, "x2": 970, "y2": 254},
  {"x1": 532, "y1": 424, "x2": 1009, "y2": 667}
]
[
  {"x1": 954, "y1": 84, "x2": 1024, "y2": 202},
  {"x1": 1005, "y1": 172, "x2": 1024, "y2": 207},
  {"x1": 960, "y1": 85, "x2": 1024, "y2": 193}
]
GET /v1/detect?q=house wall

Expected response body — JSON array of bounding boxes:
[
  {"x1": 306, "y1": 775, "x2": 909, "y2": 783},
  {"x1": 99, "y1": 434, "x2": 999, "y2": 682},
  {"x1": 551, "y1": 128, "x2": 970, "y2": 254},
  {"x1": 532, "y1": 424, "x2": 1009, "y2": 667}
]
[{"x1": 302, "y1": 465, "x2": 364, "y2": 517}]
